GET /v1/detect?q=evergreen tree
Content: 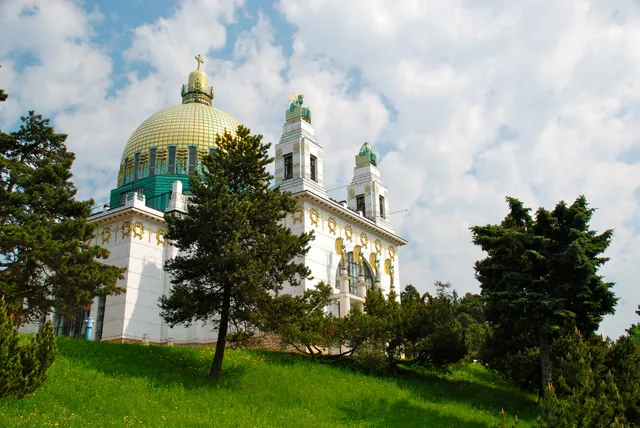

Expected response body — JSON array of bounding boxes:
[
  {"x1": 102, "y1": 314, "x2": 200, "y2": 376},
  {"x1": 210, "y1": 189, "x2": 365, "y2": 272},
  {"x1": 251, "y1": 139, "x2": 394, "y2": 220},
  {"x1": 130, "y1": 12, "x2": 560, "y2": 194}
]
[
  {"x1": 0, "y1": 104, "x2": 125, "y2": 323},
  {"x1": 0, "y1": 298, "x2": 22, "y2": 396},
  {"x1": 471, "y1": 196, "x2": 616, "y2": 395},
  {"x1": 0, "y1": 297, "x2": 57, "y2": 398},
  {"x1": 536, "y1": 330, "x2": 629, "y2": 427},
  {"x1": 160, "y1": 125, "x2": 313, "y2": 381}
]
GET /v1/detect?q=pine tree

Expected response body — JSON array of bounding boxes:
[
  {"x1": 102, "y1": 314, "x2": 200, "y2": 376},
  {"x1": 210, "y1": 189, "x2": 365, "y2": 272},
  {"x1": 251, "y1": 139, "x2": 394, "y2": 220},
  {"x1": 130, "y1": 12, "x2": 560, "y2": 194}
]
[
  {"x1": 0, "y1": 298, "x2": 22, "y2": 397},
  {"x1": 471, "y1": 196, "x2": 617, "y2": 395},
  {"x1": 0, "y1": 297, "x2": 57, "y2": 398},
  {"x1": 0, "y1": 108, "x2": 125, "y2": 323},
  {"x1": 160, "y1": 125, "x2": 313, "y2": 381},
  {"x1": 536, "y1": 331, "x2": 629, "y2": 427}
]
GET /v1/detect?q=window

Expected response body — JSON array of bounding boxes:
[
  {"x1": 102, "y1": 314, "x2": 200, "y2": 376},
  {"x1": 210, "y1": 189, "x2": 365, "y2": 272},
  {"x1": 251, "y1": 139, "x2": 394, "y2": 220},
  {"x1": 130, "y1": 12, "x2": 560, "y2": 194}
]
[
  {"x1": 379, "y1": 195, "x2": 385, "y2": 218},
  {"x1": 168, "y1": 146, "x2": 176, "y2": 174},
  {"x1": 149, "y1": 148, "x2": 157, "y2": 177},
  {"x1": 122, "y1": 158, "x2": 129, "y2": 185},
  {"x1": 356, "y1": 194, "x2": 365, "y2": 214},
  {"x1": 310, "y1": 155, "x2": 317, "y2": 181},
  {"x1": 188, "y1": 146, "x2": 197, "y2": 174},
  {"x1": 336, "y1": 252, "x2": 375, "y2": 294},
  {"x1": 284, "y1": 153, "x2": 293, "y2": 180},
  {"x1": 209, "y1": 147, "x2": 216, "y2": 159},
  {"x1": 133, "y1": 152, "x2": 140, "y2": 180}
]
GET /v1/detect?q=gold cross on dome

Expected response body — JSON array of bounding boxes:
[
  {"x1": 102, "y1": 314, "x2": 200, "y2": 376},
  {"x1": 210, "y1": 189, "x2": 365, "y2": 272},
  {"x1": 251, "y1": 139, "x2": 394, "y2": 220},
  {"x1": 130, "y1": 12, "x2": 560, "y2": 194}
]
[{"x1": 195, "y1": 54, "x2": 204, "y2": 70}]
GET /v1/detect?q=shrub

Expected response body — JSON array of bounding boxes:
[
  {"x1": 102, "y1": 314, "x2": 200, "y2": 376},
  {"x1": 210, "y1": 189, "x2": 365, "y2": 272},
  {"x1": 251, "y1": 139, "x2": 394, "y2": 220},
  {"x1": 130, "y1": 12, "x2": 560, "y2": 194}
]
[{"x1": 0, "y1": 298, "x2": 58, "y2": 398}]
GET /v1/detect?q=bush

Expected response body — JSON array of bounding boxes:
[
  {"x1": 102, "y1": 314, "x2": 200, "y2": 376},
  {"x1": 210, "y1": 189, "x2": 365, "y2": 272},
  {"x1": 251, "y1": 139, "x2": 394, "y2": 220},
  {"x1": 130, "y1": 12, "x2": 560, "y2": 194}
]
[{"x1": 0, "y1": 298, "x2": 58, "y2": 398}]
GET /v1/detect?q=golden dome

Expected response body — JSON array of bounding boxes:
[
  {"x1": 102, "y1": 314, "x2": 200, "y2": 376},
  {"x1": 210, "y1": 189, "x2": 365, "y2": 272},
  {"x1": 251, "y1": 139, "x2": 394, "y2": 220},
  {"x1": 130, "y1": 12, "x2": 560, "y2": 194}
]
[
  {"x1": 116, "y1": 54, "x2": 241, "y2": 187},
  {"x1": 120, "y1": 103, "x2": 241, "y2": 163}
]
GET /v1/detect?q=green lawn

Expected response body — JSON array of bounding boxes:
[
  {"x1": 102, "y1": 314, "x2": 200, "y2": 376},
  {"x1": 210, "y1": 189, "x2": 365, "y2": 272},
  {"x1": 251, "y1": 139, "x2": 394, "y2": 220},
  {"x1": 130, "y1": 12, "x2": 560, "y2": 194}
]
[{"x1": 0, "y1": 338, "x2": 537, "y2": 427}]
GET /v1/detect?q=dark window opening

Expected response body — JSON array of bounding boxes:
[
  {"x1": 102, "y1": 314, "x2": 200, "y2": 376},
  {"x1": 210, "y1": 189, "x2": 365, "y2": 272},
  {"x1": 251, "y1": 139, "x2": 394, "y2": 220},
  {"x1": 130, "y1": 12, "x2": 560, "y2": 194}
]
[
  {"x1": 149, "y1": 148, "x2": 157, "y2": 177},
  {"x1": 356, "y1": 194, "x2": 365, "y2": 214},
  {"x1": 336, "y1": 252, "x2": 375, "y2": 294},
  {"x1": 122, "y1": 158, "x2": 129, "y2": 185},
  {"x1": 379, "y1": 195, "x2": 385, "y2": 218},
  {"x1": 94, "y1": 295, "x2": 106, "y2": 341},
  {"x1": 209, "y1": 147, "x2": 216, "y2": 159},
  {"x1": 133, "y1": 152, "x2": 141, "y2": 180},
  {"x1": 284, "y1": 154, "x2": 293, "y2": 180},
  {"x1": 310, "y1": 155, "x2": 317, "y2": 181},
  {"x1": 168, "y1": 146, "x2": 176, "y2": 174},
  {"x1": 188, "y1": 146, "x2": 197, "y2": 174}
]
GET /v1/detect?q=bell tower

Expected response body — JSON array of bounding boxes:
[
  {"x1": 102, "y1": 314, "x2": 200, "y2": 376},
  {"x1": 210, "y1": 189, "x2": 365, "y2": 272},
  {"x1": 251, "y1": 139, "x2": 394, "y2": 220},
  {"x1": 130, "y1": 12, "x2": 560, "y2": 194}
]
[
  {"x1": 347, "y1": 142, "x2": 394, "y2": 233},
  {"x1": 274, "y1": 94, "x2": 327, "y2": 198}
]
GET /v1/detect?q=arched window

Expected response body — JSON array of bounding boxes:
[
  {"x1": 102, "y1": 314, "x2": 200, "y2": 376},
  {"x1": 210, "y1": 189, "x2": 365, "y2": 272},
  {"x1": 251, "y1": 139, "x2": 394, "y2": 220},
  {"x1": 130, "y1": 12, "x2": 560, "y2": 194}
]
[{"x1": 336, "y1": 251, "x2": 376, "y2": 294}]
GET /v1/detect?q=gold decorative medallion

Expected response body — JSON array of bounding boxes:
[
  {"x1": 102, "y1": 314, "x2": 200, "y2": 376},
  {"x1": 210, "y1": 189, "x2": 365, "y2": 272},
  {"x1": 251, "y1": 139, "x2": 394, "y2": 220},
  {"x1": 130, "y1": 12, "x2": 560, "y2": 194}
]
[
  {"x1": 101, "y1": 227, "x2": 112, "y2": 244},
  {"x1": 360, "y1": 232, "x2": 370, "y2": 247},
  {"x1": 121, "y1": 221, "x2": 132, "y2": 239},
  {"x1": 292, "y1": 206, "x2": 304, "y2": 224},
  {"x1": 309, "y1": 208, "x2": 320, "y2": 226},
  {"x1": 375, "y1": 239, "x2": 383, "y2": 254},
  {"x1": 132, "y1": 221, "x2": 145, "y2": 239},
  {"x1": 388, "y1": 245, "x2": 396, "y2": 260},
  {"x1": 327, "y1": 217, "x2": 337, "y2": 235},
  {"x1": 344, "y1": 225, "x2": 354, "y2": 242},
  {"x1": 156, "y1": 229, "x2": 167, "y2": 246}
]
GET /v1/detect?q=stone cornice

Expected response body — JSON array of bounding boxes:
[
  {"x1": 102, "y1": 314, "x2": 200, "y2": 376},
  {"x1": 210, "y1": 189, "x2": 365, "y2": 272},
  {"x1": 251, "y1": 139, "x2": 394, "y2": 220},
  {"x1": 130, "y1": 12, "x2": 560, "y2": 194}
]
[{"x1": 292, "y1": 190, "x2": 408, "y2": 246}]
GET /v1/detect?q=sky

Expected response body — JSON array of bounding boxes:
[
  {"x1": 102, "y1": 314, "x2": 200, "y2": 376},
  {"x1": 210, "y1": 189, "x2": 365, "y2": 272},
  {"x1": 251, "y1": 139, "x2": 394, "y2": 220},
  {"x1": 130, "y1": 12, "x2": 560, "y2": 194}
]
[{"x1": 1, "y1": 0, "x2": 640, "y2": 338}]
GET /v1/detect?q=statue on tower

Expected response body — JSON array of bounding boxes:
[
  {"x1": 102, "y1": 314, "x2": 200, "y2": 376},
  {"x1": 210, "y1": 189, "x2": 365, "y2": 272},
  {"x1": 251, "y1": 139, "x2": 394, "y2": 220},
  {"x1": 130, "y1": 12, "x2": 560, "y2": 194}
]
[{"x1": 287, "y1": 93, "x2": 312, "y2": 124}]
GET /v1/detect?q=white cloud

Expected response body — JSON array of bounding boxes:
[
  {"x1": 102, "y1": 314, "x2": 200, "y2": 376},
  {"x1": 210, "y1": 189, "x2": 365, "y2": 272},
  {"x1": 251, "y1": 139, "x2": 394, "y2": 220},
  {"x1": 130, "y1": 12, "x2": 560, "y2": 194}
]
[{"x1": 2, "y1": 0, "x2": 640, "y2": 336}]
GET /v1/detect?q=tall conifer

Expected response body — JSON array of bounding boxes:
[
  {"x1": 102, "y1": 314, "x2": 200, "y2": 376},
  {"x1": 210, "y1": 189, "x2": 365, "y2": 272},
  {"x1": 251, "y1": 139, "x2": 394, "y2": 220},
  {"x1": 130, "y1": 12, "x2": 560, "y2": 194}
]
[{"x1": 161, "y1": 125, "x2": 313, "y2": 380}]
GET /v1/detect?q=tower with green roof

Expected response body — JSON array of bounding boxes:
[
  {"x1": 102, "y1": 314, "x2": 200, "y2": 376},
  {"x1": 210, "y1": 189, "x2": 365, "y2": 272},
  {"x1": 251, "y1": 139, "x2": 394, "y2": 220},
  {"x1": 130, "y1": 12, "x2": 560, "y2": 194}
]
[{"x1": 347, "y1": 142, "x2": 394, "y2": 233}]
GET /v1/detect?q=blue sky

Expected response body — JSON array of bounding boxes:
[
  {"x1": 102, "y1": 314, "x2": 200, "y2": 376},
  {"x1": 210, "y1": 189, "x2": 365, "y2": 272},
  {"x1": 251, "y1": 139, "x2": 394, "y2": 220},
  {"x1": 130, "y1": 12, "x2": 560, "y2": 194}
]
[{"x1": 2, "y1": 0, "x2": 640, "y2": 338}]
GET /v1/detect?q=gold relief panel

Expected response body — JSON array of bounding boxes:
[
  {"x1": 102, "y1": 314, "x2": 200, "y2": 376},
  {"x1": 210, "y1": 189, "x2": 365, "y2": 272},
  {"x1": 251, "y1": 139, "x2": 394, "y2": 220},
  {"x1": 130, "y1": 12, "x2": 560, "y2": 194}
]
[
  {"x1": 375, "y1": 239, "x2": 383, "y2": 254},
  {"x1": 348, "y1": 188, "x2": 356, "y2": 198},
  {"x1": 304, "y1": 143, "x2": 310, "y2": 152},
  {"x1": 121, "y1": 221, "x2": 132, "y2": 239},
  {"x1": 384, "y1": 190, "x2": 388, "y2": 197},
  {"x1": 156, "y1": 229, "x2": 167, "y2": 246},
  {"x1": 305, "y1": 171, "x2": 310, "y2": 179},
  {"x1": 293, "y1": 171, "x2": 301, "y2": 178},
  {"x1": 344, "y1": 225, "x2": 354, "y2": 242},
  {"x1": 132, "y1": 221, "x2": 145, "y2": 240},
  {"x1": 388, "y1": 245, "x2": 396, "y2": 260},
  {"x1": 293, "y1": 142, "x2": 300, "y2": 151},
  {"x1": 360, "y1": 232, "x2": 370, "y2": 247},
  {"x1": 365, "y1": 184, "x2": 371, "y2": 192},
  {"x1": 309, "y1": 208, "x2": 320, "y2": 227},
  {"x1": 317, "y1": 152, "x2": 322, "y2": 158},
  {"x1": 327, "y1": 217, "x2": 338, "y2": 235},
  {"x1": 101, "y1": 227, "x2": 112, "y2": 245},
  {"x1": 276, "y1": 148, "x2": 283, "y2": 156},
  {"x1": 292, "y1": 206, "x2": 304, "y2": 224}
]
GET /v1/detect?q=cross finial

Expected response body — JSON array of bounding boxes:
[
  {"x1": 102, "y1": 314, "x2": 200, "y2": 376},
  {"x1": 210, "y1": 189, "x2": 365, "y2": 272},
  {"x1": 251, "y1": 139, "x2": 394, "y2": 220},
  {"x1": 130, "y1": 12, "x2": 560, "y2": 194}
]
[{"x1": 195, "y1": 54, "x2": 204, "y2": 70}]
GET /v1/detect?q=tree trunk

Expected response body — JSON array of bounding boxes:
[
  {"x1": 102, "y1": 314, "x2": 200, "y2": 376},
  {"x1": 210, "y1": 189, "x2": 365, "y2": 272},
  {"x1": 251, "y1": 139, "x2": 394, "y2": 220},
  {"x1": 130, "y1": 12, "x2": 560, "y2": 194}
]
[
  {"x1": 539, "y1": 329, "x2": 552, "y2": 396},
  {"x1": 209, "y1": 286, "x2": 232, "y2": 381}
]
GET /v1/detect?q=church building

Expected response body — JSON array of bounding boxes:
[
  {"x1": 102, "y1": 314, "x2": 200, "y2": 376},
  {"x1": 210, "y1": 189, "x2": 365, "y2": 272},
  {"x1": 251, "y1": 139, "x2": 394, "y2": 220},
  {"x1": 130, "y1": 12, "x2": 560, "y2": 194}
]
[{"x1": 68, "y1": 56, "x2": 407, "y2": 344}]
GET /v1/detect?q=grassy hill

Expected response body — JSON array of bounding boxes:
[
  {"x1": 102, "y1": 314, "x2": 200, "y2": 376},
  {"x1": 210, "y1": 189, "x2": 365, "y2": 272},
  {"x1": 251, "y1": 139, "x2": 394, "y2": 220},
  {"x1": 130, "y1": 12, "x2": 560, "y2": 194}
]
[{"x1": 0, "y1": 338, "x2": 537, "y2": 427}]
